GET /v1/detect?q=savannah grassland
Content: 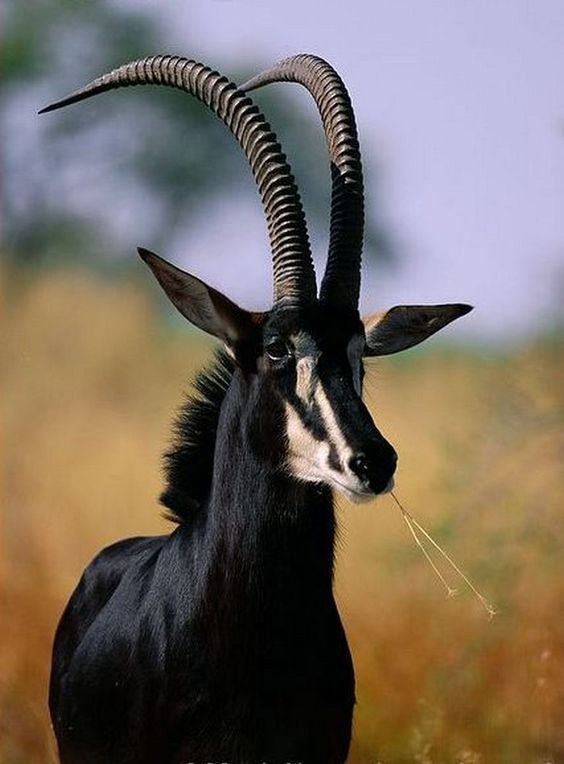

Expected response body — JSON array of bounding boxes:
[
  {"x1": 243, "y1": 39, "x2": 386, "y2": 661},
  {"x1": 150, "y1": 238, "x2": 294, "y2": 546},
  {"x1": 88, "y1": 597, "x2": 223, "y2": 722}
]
[{"x1": 2, "y1": 266, "x2": 563, "y2": 763}]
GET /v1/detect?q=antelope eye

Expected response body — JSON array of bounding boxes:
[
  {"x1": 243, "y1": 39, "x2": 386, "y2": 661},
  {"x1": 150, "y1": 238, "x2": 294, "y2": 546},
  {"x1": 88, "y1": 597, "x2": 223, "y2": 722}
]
[{"x1": 265, "y1": 338, "x2": 292, "y2": 361}]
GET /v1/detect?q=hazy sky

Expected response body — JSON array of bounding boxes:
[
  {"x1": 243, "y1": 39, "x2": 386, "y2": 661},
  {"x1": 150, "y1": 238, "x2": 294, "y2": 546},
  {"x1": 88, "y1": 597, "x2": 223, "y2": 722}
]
[{"x1": 128, "y1": 0, "x2": 563, "y2": 339}]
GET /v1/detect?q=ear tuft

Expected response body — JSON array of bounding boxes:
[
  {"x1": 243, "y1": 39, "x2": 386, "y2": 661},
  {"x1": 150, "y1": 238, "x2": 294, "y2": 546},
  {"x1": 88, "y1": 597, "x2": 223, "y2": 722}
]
[{"x1": 363, "y1": 303, "x2": 473, "y2": 357}]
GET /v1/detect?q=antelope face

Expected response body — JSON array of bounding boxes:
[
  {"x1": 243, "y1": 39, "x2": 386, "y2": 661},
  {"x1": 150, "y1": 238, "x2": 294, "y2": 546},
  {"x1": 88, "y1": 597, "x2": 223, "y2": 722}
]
[
  {"x1": 41, "y1": 53, "x2": 473, "y2": 503},
  {"x1": 262, "y1": 306, "x2": 396, "y2": 501},
  {"x1": 136, "y1": 249, "x2": 471, "y2": 502}
]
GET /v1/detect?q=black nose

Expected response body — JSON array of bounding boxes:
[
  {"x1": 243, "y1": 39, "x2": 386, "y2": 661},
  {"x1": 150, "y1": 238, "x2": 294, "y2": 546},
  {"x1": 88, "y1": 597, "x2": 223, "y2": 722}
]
[
  {"x1": 349, "y1": 453, "x2": 371, "y2": 482},
  {"x1": 349, "y1": 440, "x2": 397, "y2": 494}
]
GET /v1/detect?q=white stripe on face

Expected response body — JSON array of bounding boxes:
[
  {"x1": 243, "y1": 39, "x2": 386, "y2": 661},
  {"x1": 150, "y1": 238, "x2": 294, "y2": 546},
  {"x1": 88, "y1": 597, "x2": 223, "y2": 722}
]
[
  {"x1": 284, "y1": 400, "x2": 329, "y2": 481},
  {"x1": 295, "y1": 357, "x2": 317, "y2": 404},
  {"x1": 313, "y1": 381, "x2": 354, "y2": 472},
  {"x1": 282, "y1": 331, "x2": 371, "y2": 498},
  {"x1": 284, "y1": 400, "x2": 372, "y2": 502}
]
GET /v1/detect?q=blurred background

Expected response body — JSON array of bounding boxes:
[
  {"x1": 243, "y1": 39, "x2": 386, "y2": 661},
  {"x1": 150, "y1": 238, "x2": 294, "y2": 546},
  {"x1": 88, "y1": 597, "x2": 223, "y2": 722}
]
[{"x1": 2, "y1": 0, "x2": 563, "y2": 761}]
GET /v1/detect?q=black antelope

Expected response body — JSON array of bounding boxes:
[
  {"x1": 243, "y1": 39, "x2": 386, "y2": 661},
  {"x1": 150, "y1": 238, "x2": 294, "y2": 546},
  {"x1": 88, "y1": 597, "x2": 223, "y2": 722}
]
[{"x1": 41, "y1": 54, "x2": 471, "y2": 764}]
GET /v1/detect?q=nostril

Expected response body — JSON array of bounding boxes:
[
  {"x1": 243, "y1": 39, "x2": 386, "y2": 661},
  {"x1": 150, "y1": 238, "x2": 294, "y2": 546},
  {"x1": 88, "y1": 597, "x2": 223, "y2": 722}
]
[
  {"x1": 350, "y1": 441, "x2": 398, "y2": 492},
  {"x1": 349, "y1": 453, "x2": 370, "y2": 481}
]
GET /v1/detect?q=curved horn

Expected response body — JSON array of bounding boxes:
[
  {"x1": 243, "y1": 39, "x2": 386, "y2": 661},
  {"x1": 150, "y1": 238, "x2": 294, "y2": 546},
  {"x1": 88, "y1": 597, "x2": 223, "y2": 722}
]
[
  {"x1": 242, "y1": 54, "x2": 363, "y2": 310},
  {"x1": 39, "y1": 55, "x2": 317, "y2": 308}
]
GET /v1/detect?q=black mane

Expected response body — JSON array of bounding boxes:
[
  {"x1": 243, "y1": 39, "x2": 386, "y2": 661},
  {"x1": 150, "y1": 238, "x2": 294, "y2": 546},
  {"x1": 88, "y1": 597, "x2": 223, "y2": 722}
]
[{"x1": 160, "y1": 349, "x2": 235, "y2": 523}]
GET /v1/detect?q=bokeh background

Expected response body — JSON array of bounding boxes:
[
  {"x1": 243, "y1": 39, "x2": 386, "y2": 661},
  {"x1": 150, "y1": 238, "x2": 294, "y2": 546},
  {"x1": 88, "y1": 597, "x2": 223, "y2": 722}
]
[{"x1": 2, "y1": 1, "x2": 563, "y2": 762}]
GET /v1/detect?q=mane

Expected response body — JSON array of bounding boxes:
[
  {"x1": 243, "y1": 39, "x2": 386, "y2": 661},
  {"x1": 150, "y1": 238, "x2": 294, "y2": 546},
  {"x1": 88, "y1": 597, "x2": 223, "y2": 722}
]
[{"x1": 160, "y1": 348, "x2": 235, "y2": 523}]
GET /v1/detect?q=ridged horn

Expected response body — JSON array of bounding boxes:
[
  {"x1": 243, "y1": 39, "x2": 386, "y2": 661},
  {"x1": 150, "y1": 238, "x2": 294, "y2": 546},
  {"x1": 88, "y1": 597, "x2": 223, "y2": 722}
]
[
  {"x1": 242, "y1": 54, "x2": 363, "y2": 310},
  {"x1": 39, "y1": 55, "x2": 317, "y2": 308}
]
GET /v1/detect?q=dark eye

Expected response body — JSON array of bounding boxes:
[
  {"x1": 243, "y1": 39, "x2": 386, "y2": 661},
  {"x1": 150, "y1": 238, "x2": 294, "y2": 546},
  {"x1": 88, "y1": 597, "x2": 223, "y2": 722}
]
[{"x1": 265, "y1": 338, "x2": 292, "y2": 362}]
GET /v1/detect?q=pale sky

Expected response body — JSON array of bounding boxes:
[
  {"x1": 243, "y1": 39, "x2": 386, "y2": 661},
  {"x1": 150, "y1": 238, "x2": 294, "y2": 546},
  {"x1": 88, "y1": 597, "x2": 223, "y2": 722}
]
[{"x1": 126, "y1": 0, "x2": 563, "y2": 340}]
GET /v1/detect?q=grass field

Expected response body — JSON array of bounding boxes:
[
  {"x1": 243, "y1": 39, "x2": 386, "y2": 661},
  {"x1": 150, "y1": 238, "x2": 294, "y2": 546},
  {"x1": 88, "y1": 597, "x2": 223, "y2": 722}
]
[{"x1": 2, "y1": 267, "x2": 563, "y2": 763}]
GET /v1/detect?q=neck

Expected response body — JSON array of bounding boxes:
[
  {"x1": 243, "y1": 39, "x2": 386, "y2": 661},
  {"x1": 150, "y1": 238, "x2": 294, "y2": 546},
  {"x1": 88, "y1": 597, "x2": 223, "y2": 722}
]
[{"x1": 191, "y1": 369, "x2": 336, "y2": 631}]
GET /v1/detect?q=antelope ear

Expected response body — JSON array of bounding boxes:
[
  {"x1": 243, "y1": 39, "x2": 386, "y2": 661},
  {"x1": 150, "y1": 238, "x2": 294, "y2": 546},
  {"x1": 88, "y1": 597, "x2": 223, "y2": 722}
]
[
  {"x1": 363, "y1": 303, "x2": 473, "y2": 357},
  {"x1": 138, "y1": 248, "x2": 263, "y2": 347}
]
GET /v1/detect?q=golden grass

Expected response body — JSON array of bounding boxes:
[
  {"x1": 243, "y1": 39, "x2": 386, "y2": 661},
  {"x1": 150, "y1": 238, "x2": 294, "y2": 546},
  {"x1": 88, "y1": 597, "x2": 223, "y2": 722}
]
[{"x1": 2, "y1": 267, "x2": 563, "y2": 763}]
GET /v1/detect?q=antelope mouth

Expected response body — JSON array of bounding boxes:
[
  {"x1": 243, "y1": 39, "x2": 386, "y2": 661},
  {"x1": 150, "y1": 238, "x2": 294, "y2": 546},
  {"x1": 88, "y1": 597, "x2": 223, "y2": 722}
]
[{"x1": 329, "y1": 475, "x2": 395, "y2": 503}]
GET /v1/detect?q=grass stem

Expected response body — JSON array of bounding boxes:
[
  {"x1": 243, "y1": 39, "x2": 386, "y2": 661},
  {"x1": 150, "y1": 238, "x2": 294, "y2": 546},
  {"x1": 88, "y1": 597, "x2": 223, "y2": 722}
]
[{"x1": 390, "y1": 491, "x2": 497, "y2": 618}]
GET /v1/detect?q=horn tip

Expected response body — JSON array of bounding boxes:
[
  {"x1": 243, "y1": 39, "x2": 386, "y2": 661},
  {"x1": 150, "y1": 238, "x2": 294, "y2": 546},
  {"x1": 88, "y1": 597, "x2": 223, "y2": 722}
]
[
  {"x1": 38, "y1": 96, "x2": 76, "y2": 114},
  {"x1": 38, "y1": 85, "x2": 97, "y2": 115}
]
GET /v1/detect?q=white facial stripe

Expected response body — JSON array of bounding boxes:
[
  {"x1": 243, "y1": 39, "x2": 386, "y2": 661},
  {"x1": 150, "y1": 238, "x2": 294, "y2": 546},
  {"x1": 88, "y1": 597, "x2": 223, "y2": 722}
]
[
  {"x1": 284, "y1": 401, "x2": 328, "y2": 480},
  {"x1": 283, "y1": 332, "x2": 373, "y2": 501},
  {"x1": 295, "y1": 357, "x2": 317, "y2": 404},
  {"x1": 313, "y1": 382, "x2": 354, "y2": 471},
  {"x1": 347, "y1": 335, "x2": 365, "y2": 395},
  {"x1": 284, "y1": 400, "x2": 373, "y2": 502}
]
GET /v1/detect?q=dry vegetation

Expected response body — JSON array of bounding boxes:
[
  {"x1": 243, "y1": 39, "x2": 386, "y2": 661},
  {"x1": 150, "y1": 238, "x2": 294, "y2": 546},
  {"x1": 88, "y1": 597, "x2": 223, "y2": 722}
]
[{"x1": 2, "y1": 267, "x2": 563, "y2": 763}]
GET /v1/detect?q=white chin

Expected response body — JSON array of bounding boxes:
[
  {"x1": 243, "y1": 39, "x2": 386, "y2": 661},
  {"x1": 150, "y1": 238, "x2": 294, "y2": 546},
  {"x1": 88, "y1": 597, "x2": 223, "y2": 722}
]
[
  {"x1": 344, "y1": 490, "x2": 374, "y2": 504},
  {"x1": 335, "y1": 476, "x2": 395, "y2": 503},
  {"x1": 331, "y1": 481, "x2": 374, "y2": 504}
]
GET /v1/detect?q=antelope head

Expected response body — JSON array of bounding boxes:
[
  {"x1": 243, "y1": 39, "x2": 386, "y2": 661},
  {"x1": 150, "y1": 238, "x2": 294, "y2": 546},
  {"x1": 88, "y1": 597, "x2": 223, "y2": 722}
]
[{"x1": 40, "y1": 54, "x2": 471, "y2": 502}]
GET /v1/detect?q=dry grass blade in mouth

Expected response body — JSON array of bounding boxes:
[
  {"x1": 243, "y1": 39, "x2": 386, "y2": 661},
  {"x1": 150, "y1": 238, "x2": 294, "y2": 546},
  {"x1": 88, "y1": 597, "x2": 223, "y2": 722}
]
[{"x1": 390, "y1": 491, "x2": 497, "y2": 619}]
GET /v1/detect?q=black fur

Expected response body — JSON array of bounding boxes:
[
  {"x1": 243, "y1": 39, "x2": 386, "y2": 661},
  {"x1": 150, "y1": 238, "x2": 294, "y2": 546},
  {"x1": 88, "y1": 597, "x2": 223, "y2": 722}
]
[
  {"x1": 160, "y1": 349, "x2": 235, "y2": 522},
  {"x1": 49, "y1": 344, "x2": 357, "y2": 764}
]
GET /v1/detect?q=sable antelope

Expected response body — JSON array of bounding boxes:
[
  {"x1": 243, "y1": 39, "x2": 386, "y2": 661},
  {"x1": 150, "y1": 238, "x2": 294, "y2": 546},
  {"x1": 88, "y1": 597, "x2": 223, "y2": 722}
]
[{"x1": 41, "y1": 54, "x2": 471, "y2": 764}]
